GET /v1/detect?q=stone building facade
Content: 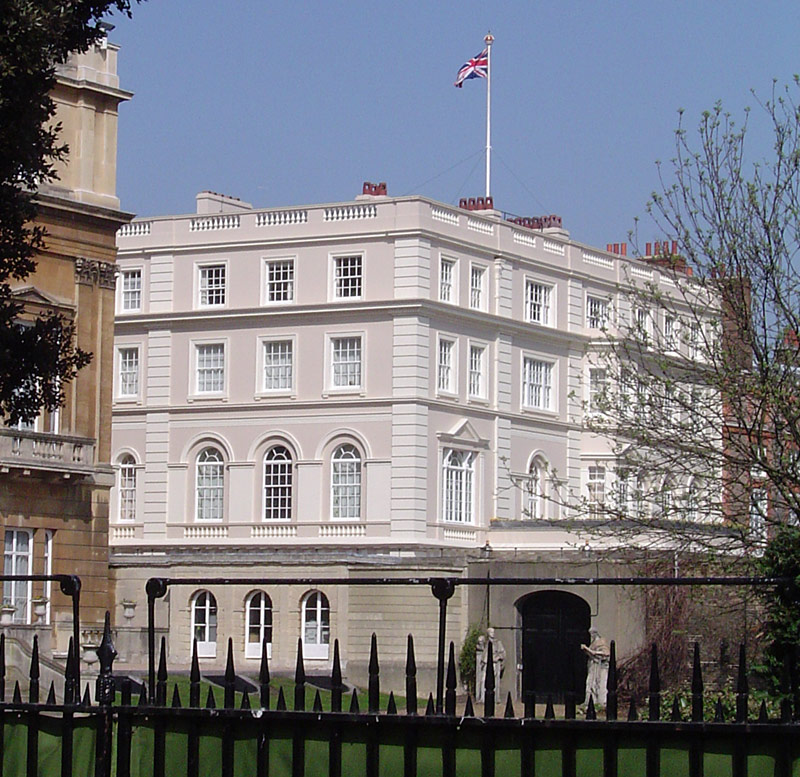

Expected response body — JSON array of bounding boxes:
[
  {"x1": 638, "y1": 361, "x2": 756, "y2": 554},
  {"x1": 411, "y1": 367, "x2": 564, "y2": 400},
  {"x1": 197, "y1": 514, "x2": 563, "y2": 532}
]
[
  {"x1": 0, "y1": 38, "x2": 132, "y2": 662},
  {"x1": 110, "y1": 189, "x2": 700, "y2": 696}
]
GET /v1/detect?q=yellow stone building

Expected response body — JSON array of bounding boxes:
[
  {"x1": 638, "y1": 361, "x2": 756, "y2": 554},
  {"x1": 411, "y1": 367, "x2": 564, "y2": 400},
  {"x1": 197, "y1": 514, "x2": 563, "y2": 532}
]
[{"x1": 0, "y1": 36, "x2": 132, "y2": 661}]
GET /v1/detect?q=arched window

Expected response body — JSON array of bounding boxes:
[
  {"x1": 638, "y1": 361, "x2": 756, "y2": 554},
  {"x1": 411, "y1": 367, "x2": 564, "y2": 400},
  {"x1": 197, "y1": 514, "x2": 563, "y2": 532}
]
[
  {"x1": 191, "y1": 591, "x2": 217, "y2": 658},
  {"x1": 301, "y1": 591, "x2": 330, "y2": 659},
  {"x1": 246, "y1": 591, "x2": 273, "y2": 659},
  {"x1": 118, "y1": 455, "x2": 137, "y2": 521},
  {"x1": 527, "y1": 459, "x2": 544, "y2": 520},
  {"x1": 331, "y1": 444, "x2": 361, "y2": 520},
  {"x1": 442, "y1": 449, "x2": 475, "y2": 523},
  {"x1": 264, "y1": 446, "x2": 292, "y2": 521},
  {"x1": 196, "y1": 448, "x2": 224, "y2": 521}
]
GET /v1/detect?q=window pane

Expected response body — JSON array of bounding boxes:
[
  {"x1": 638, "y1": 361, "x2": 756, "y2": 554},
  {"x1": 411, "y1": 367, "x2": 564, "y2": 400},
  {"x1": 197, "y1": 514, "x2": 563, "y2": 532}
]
[
  {"x1": 334, "y1": 256, "x2": 362, "y2": 298},
  {"x1": 469, "y1": 345, "x2": 484, "y2": 397},
  {"x1": 199, "y1": 265, "x2": 226, "y2": 306},
  {"x1": 331, "y1": 445, "x2": 361, "y2": 519},
  {"x1": 197, "y1": 449, "x2": 224, "y2": 520},
  {"x1": 266, "y1": 260, "x2": 294, "y2": 302},
  {"x1": 3, "y1": 530, "x2": 31, "y2": 623},
  {"x1": 332, "y1": 338, "x2": 361, "y2": 388},
  {"x1": 440, "y1": 258, "x2": 454, "y2": 302},
  {"x1": 197, "y1": 344, "x2": 225, "y2": 392},
  {"x1": 526, "y1": 282, "x2": 551, "y2": 325},
  {"x1": 470, "y1": 266, "x2": 485, "y2": 309},
  {"x1": 523, "y1": 358, "x2": 553, "y2": 409},
  {"x1": 122, "y1": 270, "x2": 141, "y2": 311},
  {"x1": 264, "y1": 446, "x2": 292, "y2": 520},
  {"x1": 264, "y1": 341, "x2": 293, "y2": 390},
  {"x1": 442, "y1": 449, "x2": 475, "y2": 523},
  {"x1": 437, "y1": 340, "x2": 454, "y2": 392},
  {"x1": 118, "y1": 348, "x2": 139, "y2": 396},
  {"x1": 119, "y1": 456, "x2": 137, "y2": 521}
]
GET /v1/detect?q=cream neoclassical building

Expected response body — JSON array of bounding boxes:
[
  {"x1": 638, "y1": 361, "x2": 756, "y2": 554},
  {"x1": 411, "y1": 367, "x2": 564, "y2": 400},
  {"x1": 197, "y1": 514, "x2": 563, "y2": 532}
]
[{"x1": 110, "y1": 187, "x2": 695, "y2": 697}]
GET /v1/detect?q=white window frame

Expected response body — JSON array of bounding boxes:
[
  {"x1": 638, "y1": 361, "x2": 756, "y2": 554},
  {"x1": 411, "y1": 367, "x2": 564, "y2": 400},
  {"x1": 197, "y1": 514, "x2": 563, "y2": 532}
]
[
  {"x1": 468, "y1": 342, "x2": 487, "y2": 400},
  {"x1": 245, "y1": 591, "x2": 273, "y2": 659},
  {"x1": 525, "y1": 280, "x2": 553, "y2": 326},
  {"x1": 616, "y1": 468, "x2": 644, "y2": 519},
  {"x1": 301, "y1": 591, "x2": 330, "y2": 660},
  {"x1": 587, "y1": 466, "x2": 606, "y2": 519},
  {"x1": 436, "y1": 336, "x2": 457, "y2": 395},
  {"x1": 196, "y1": 448, "x2": 224, "y2": 522},
  {"x1": 118, "y1": 454, "x2": 138, "y2": 522},
  {"x1": 260, "y1": 338, "x2": 294, "y2": 394},
  {"x1": 663, "y1": 314, "x2": 679, "y2": 352},
  {"x1": 329, "y1": 335, "x2": 363, "y2": 391},
  {"x1": 263, "y1": 445, "x2": 293, "y2": 521},
  {"x1": 634, "y1": 307, "x2": 652, "y2": 342},
  {"x1": 526, "y1": 459, "x2": 546, "y2": 520},
  {"x1": 3, "y1": 529, "x2": 32, "y2": 624},
  {"x1": 196, "y1": 262, "x2": 228, "y2": 308},
  {"x1": 331, "y1": 254, "x2": 363, "y2": 300},
  {"x1": 262, "y1": 257, "x2": 296, "y2": 305},
  {"x1": 588, "y1": 367, "x2": 607, "y2": 413},
  {"x1": 119, "y1": 267, "x2": 143, "y2": 313},
  {"x1": 191, "y1": 591, "x2": 217, "y2": 658},
  {"x1": 522, "y1": 356, "x2": 554, "y2": 411},
  {"x1": 441, "y1": 448, "x2": 475, "y2": 524},
  {"x1": 116, "y1": 346, "x2": 140, "y2": 399},
  {"x1": 750, "y1": 488, "x2": 768, "y2": 552},
  {"x1": 192, "y1": 341, "x2": 227, "y2": 397},
  {"x1": 330, "y1": 444, "x2": 362, "y2": 521},
  {"x1": 43, "y1": 530, "x2": 53, "y2": 625},
  {"x1": 688, "y1": 322, "x2": 704, "y2": 361},
  {"x1": 586, "y1": 295, "x2": 609, "y2": 329},
  {"x1": 469, "y1": 263, "x2": 487, "y2": 311},
  {"x1": 439, "y1": 256, "x2": 457, "y2": 303}
]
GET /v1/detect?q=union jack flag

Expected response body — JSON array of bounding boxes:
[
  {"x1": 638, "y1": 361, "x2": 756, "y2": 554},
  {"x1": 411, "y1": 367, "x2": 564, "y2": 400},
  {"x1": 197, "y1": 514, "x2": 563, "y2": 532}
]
[{"x1": 454, "y1": 49, "x2": 488, "y2": 88}]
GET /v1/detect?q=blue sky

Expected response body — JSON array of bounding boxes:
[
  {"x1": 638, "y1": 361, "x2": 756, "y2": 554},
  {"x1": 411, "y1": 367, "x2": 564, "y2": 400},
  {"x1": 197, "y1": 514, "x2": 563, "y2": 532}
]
[{"x1": 108, "y1": 1, "x2": 799, "y2": 249}]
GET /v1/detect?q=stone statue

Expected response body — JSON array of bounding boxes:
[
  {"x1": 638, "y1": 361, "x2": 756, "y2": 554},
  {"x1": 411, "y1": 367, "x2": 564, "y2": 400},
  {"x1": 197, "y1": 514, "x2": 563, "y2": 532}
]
[
  {"x1": 475, "y1": 634, "x2": 486, "y2": 701},
  {"x1": 581, "y1": 627, "x2": 610, "y2": 706},
  {"x1": 487, "y1": 627, "x2": 506, "y2": 686},
  {"x1": 475, "y1": 628, "x2": 506, "y2": 701}
]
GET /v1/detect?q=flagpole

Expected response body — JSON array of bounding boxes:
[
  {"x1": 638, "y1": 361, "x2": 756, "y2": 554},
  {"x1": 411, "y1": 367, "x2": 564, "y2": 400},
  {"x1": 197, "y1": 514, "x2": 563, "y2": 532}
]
[{"x1": 484, "y1": 32, "x2": 494, "y2": 199}]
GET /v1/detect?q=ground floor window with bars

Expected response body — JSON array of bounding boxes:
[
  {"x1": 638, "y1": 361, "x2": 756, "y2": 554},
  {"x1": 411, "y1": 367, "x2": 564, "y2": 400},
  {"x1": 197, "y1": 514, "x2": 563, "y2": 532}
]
[
  {"x1": 442, "y1": 448, "x2": 475, "y2": 523},
  {"x1": 264, "y1": 446, "x2": 292, "y2": 520}
]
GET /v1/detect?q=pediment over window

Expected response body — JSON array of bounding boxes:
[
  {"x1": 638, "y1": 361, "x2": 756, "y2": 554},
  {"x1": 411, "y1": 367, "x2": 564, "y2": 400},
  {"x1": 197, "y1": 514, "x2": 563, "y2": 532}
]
[
  {"x1": 436, "y1": 418, "x2": 490, "y2": 449},
  {"x1": 10, "y1": 285, "x2": 74, "y2": 313}
]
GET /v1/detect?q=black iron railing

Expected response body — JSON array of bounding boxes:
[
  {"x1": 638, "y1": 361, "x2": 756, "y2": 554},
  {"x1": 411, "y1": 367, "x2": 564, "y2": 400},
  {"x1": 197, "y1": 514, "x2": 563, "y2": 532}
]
[{"x1": 2, "y1": 607, "x2": 800, "y2": 777}]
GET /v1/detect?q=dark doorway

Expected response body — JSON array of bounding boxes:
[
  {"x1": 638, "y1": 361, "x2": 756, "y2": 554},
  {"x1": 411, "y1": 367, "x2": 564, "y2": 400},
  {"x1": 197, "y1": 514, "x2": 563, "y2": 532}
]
[{"x1": 519, "y1": 591, "x2": 590, "y2": 704}]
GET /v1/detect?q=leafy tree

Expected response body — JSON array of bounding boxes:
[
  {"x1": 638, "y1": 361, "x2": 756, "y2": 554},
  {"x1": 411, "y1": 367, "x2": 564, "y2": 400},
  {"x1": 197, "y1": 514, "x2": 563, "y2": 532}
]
[
  {"x1": 756, "y1": 525, "x2": 800, "y2": 691},
  {"x1": 0, "y1": 1, "x2": 137, "y2": 425},
  {"x1": 559, "y1": 84, "x2": 800, "y2": 563}
]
